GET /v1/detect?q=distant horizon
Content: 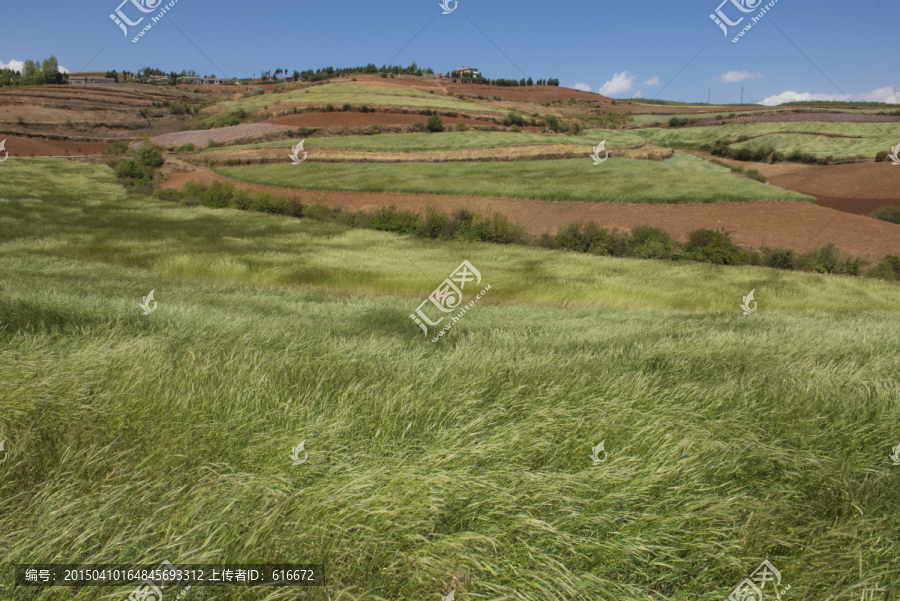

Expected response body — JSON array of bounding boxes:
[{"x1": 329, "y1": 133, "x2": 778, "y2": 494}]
[{"x1": 2, "y1": 0, "x2": 898, "y2": 107}]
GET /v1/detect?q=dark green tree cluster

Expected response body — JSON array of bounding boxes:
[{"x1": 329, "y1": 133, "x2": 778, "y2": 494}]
[
  {"x1": 448, "y1": 71, "x2": 558, "y2": 86},
  {"x1": 295, "y1": 62, "x2": 436, "y2": 82},
  {"x1": 0, "y1": 55, "x2": 67, "y2": 86}
]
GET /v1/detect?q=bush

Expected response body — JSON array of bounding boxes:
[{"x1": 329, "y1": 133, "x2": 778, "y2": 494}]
[
  {"x1": 745, "y1": 169, "x2": 767, "y2": 183},
  {"x1": 762, "y1": 247, "x2": 796, "y2": 270},
  {"x1": 372, "y1": 125, "x2": 380, "y2": 135},
  {"x1": 372, "y1": 205, "x2": 420, "y2": 234},
  {"x1": 426, "y1": 114, "x2": 444, "y2": 133},
  {"x1": 104, "y1": 140, "x2": 130, "y2": 155},
  {"x1": 325, "y1": 103, "x2": 334, "y2": 112},
  {"x1": 156, "y1": 188, "x2": 183, "y2": 202},
  {"x1": 862, "y1": 255, "x2": 900, "y2": 281},
  {"x1": 501, "y1": 112, "x2": 527, "y2": 127},
  {"x1": 683, "y1": 228, "x2": 744, "y2": 265},
  {"x1": 627, "y1": 226, "x2": 675, "y2": 259},
  {"x1": 282, "y1": 198, "x2": 305, "y2": 218},
  {"x1": 869, "y1": 205, "x2": 900, "y2": 224},
  {"x1": 251, "y1": 192, "x2": 285, "y2": 214},
  {"x1": 114, "y1": 158, "x2": 143, "y2": 180},
  {"x1": 510, "y1": 125, "x2": 521, "y2": 133},
  {"x1": 456, "y1": 123, "x2": 468, "y2": 132},
  {"x1": 203, "y1": 181, "x2": 236, "y2": 208},
  {"x1": 139, "y1": 108, "x2": 148, "y2": 118},
  {"x1": 176, "y1": 143, "x2": 195, "y2": 152},
  {"x1": 875, "y1": 150, "x2": 888, "y2": 162},
  {"x1": 342, "y1": 103, "x2": 352, "y2": 111},
  {"x1": 668, "y1": 117, "x2": 689, "y2": 128},
  {"x1": 206, "y1": 140, "x2": 222, "y2": 148}
]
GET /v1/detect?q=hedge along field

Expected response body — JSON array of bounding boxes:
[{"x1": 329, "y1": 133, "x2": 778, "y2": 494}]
[
  {"x1": 219, "y1": 129, "x2": 647, "y2": 153},
  {"x1": 1, "y1": 159, "x2": 899, "y2": 601},
  {"x1": 215, "y1": 157, "x2": 815, "y2": 204},
  {"x1": 219, "y1": 81, "x2": 508, "y2": 114},
  {"x1": 634, "y1": 121, "x2": 900, "y2": 158}
]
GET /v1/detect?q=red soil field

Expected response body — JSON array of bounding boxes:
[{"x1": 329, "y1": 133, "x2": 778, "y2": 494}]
[
  {"x1": 768, "y1": 161, "x2": 900, "y2": 215},
  {"x1": 162, "y1": 167, "x2": 900, "y2": 263},
  {"x1": 0, "y1": 135, "x2": 107, "y2": 157}
]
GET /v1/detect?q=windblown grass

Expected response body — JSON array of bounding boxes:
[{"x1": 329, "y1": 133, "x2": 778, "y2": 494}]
[
  {"x1": 214, "y1": 158, "x2": 815, "y2": 204},
  {"x1": 634, "y1": 122, "x2": 898, "y2": 157},
  {"x1": 225, "y1": 129, "x2": 646, "y2": 152},
  {"x1": 1, "y1": 160, "x2": 898, "y2": 601}
]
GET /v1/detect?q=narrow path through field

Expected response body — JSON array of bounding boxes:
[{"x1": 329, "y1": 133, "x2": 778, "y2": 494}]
[{"x1": 162, "y1": 163, "x2": 900, "y2": 263}]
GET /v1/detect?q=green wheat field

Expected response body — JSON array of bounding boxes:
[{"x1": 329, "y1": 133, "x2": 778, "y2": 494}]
[{"x1": 1, "y1": 160, "x2": 898, "y2": 601}]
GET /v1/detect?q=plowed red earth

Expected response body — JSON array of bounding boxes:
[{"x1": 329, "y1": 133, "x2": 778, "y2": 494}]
[
  {"x1": 268, "y1": 111, "x2": 508, "y2": 128},
  {"x1": 768, "y1": 161, "x2": 900, "y2": 215},
  {"x1": 0, "y1": 135, "x2": 107, "y2": 157},
  {"x1": 163, "y1": 168, "x2": 900, "y2": 263}
]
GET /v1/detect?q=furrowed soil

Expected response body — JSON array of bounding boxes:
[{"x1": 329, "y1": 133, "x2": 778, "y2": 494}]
[
  {"x1": 162, "y1": 163, "x2": 900, "y2": 263},
  {"x1": 1, "y1": 135, "x2": 108, "y2": 157}
]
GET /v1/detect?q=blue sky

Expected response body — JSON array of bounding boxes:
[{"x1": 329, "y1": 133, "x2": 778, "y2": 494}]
[{"x1": 2, "y1": 0, "x2": 898, "y2": 106}]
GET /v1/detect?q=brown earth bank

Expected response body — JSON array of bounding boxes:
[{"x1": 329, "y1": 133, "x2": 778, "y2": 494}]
[
  {"x1": 161, "y1": 167, "x2": 900, "y2": 263},
  {"x1": 0, "y1": 135, "x2": 107, "y2": 157}
]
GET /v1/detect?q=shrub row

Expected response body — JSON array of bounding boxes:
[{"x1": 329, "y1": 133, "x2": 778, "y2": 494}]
[
  {"x1": 154, "y1": 182, "x2": 899, "y2": 281},
  {"x1": 543, "y1": 222, "x2": 869, "y2": 275}
]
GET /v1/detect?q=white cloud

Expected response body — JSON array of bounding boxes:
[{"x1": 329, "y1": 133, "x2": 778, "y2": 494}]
[
  {"x1": 760, "y1": 86, "x2": 899, "y2": 106},
  {"x1": 633, "y1": 90, "x2": 643, "y2": 99},
  {"x1": 642, "y1": 76, "x2": 659, "y2": 86},
  {"x1": 572, "y1": 82, "x2": 592, "y2": 92},
  {"x1": 716, "y1": 70, "x2": 764, "y2": 83},
  {"x1": 0, "y1": 59, "x2": 68, "y2": 73},
  {"x1": 0, "y1": 59, "x2": 25, "y2": 72},
  {"x1": 598, "y1": 71, "x2": 636, "y2": 97}
]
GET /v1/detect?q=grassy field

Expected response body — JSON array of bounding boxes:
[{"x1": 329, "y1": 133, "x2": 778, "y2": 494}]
[
  {"x1": 633, "y1": 122, "x2": 898, "y2": 158},
  {"x1": 630, "y1": 111, "x2": 763, "y2": 126},
  {"x1": 220, "y1": 81, "x2": 508, "y2": 114},
  {"x1": 1, "y1": 159, "x2": 899, "y2": 601},
  {"x1": 220, "y1": 129, "x2": 647, "y2": 152},
  {"x1": 214, "y1": 157, "x2": 814, "y2": 204}
]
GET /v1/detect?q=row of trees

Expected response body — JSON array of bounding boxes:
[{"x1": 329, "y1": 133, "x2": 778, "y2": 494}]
[
  {"x1": 448, "y1": 72, "x2": 559, "y2": 87},
  {"x1": 0, "y1": 55, "x2": 67, "y2": 86},
  {"x1": 292, "y1": 62, "x2": 436, "y2": 83}
]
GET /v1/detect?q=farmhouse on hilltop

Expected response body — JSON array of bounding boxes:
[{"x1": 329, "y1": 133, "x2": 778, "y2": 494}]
[{"x1": 458, "y1": 65, "x2": 479, "y2": 76}]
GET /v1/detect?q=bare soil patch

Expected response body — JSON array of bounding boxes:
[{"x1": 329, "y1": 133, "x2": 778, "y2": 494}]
[
  {"x1": 1, "y1": 135, "x2": 107, "y2": 157},
  {"x1": 138, "y1": 124, "x2": 295, "y2": 149},
  {"x1": 768, "y1": 161, "x2": 900, "y2": 215},
  {"x1": 161, "y1": 167, "x2": 900, "y2": 263}
]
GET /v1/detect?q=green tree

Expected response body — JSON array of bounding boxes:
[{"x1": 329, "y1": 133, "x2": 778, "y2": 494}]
[{"x1": 426, "y1": 114, "x2": 444, "y2": 132}]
